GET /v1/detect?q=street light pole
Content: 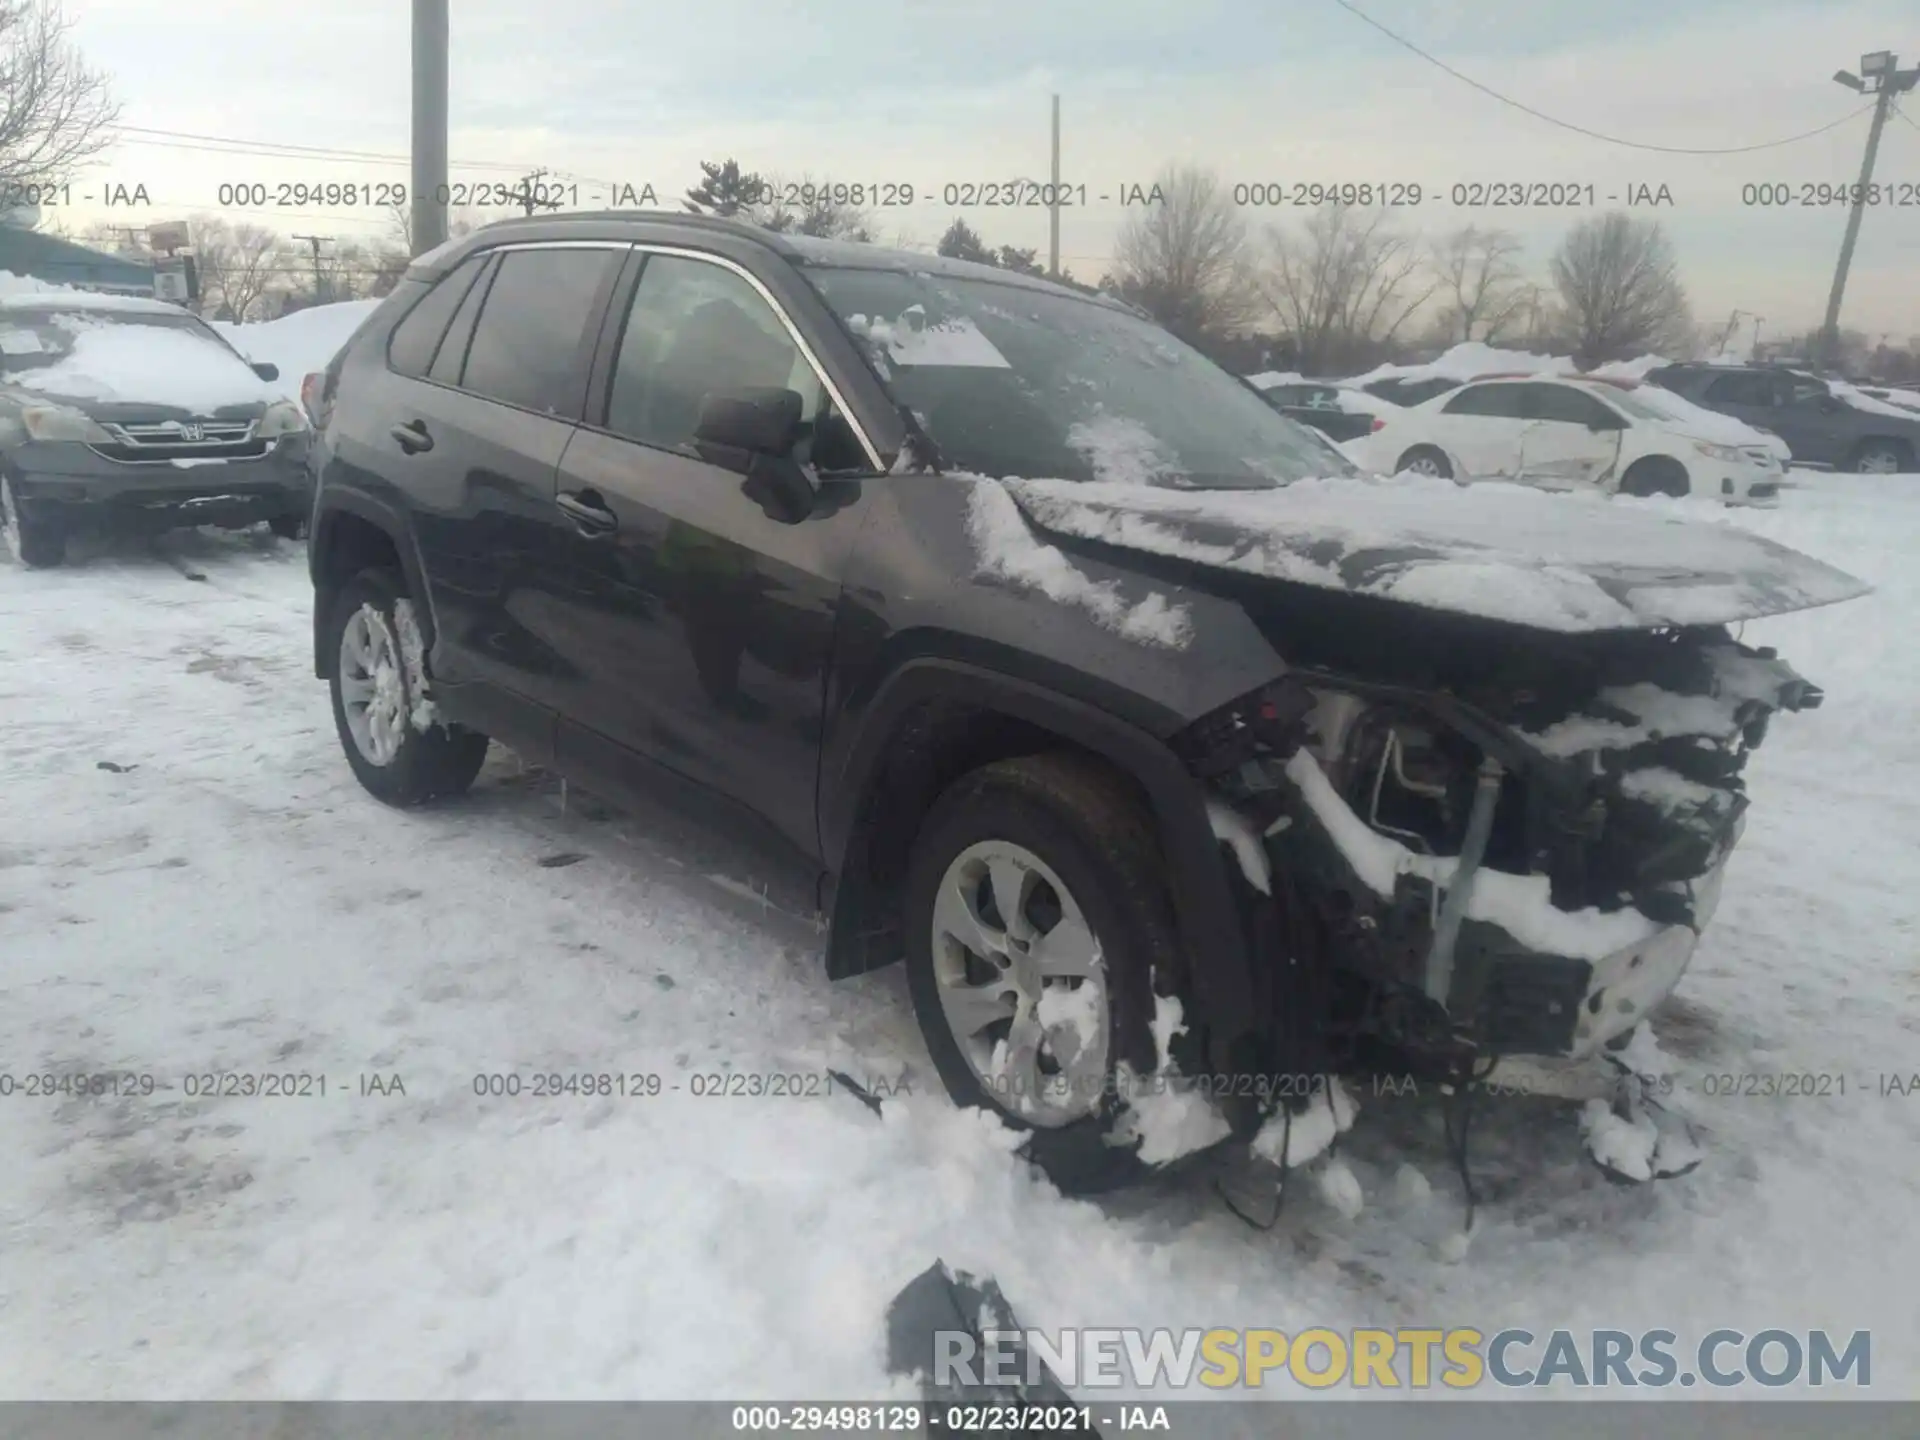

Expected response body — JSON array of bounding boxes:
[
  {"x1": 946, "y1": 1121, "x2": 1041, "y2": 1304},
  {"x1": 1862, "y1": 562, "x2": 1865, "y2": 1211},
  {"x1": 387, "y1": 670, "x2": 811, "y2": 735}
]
[
  {"x1": 411, "y1": 0, "x2": 450, "y2": 257},
  {"x1": 1816, "y1": 51, "x2": 1919, "y2": 370}
]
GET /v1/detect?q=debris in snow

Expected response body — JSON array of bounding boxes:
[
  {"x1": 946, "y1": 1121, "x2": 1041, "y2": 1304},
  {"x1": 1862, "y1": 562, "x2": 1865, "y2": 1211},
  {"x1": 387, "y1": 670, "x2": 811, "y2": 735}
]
[
  {"x1": 1580, "y1": 1097, "x2": 1662, "y2": 1182},
  {"x1": 94, "y1": 761, "x2": 135, "y2": 773},
  {"x1": 1283, "y1": 749, "x2": 1663, "y2": 961},
  {"x1": 1610, "y1": 1022, "x2": 1679, "y2": 1081},
  {"x1": 1316, "y1": 1156, "x2": 1365, "y2": 1218},
  {"x1": 828, "y1": 1069, "x2": 885, "y2": 1117},
  {"x1": 1392, "y1": 1163, "x2": 1432, "y2": 1206},
  {"x1": 1434, "y1": 1228, "x2": 1474, "y2": 1264},
  {"x1": 392, "y1": 598, "x2": 439, "y2": 732},
  {"x1": 537, "y1": 853, "x2": 586, "y2": 869},
  {"x1": 1205, "y1": 799, "x2": 1271, "y2": 895},
  {"x1": 963, "y1": 477, "x2": 1193, "y2": 648},
  {"x1": 1113, "y1": 994, "x2": 1230, "y2": 1166},
  {"x1": 1250, "y1": 1076, "x2": 1359, "y2": 1169}
]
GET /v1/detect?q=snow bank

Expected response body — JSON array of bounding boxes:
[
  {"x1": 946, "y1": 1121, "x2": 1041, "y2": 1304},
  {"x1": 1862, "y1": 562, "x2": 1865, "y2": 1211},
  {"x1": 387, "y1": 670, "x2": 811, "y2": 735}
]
[
  {"x1": 15, "y1": 317, "x2": 274, "y2": 411},
  {"x1": 213, "y1": 298, "x2": 382, "y2": 392},
  {"x1": 1245, "y1": 370, "x2": 1307, "y2": 389},
  {"x1": 963, "y1": 477, "x2": 1194, "y2": 648},
  {"x1": 1001, "y1": 471, "x2": 1869, "y2": 633},
  {"x1": 0, "y1": 267, "x2": 75, "y2": 299}
]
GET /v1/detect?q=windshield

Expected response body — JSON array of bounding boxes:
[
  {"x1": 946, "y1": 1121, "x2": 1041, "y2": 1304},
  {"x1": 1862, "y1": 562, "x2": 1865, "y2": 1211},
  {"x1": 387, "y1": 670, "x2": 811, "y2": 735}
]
[
  {"x1": 0, "y1": 307, "x2": 237, "y2": 376},
  {"x1": 802, "y1": 266, "x2": 1351, "y2": 489},
  {"x1": 1595, "y1": 386, "x2": 1671, "y2": 423}
]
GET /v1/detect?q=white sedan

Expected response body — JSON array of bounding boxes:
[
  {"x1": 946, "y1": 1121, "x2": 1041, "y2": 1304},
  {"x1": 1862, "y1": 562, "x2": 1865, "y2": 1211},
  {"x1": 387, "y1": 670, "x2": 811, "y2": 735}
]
[{"x1": 1345, "y1": 374, "x2": 1783, "y2": 503}]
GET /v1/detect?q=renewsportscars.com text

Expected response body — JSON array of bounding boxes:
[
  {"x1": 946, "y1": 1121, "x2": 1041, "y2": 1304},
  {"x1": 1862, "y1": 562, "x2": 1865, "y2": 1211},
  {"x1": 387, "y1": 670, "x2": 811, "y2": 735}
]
[{"x1": 935, "y1": 1327, "x2": 1871, "y2": 1391}]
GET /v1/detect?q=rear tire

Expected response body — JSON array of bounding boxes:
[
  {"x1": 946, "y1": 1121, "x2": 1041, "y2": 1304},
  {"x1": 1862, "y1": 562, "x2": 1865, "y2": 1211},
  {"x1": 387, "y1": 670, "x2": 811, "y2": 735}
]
[
  {"x1": 1, "y1": 476, "x2": 65, "y2": 567},
  {"x1": 1396, "y1": 446, "x2": 1452, "y2": 479},
  {"x1": 902, "y1": 751, "x2": 1206, "y2": 1195},
  {"x1": 327, "y1": 567, "x2": 489, "y2": 806},
  {"x1": 1619, "y1": 457, "x2": 1690, "y2": 498},
  {"x1": 1848, "y1": 440, "x2": 1908, "y2": 474}
]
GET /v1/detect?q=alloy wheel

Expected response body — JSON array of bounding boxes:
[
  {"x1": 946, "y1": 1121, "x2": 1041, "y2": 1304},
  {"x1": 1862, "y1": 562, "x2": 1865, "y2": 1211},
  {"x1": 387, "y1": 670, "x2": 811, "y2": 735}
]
[
  {"x1": 928, "y1": 838, "x2": 1110, "y2": 1127},
  {"x1": 338, "y1": 604, "x2": 408, "y2": 767}
]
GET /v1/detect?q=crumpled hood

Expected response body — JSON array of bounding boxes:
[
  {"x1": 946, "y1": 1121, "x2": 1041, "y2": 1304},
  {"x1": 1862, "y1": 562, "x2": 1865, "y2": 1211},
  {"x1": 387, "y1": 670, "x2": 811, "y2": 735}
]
[{"x1": 998, "y1": 472, "x2": 1870, "y2": 634}]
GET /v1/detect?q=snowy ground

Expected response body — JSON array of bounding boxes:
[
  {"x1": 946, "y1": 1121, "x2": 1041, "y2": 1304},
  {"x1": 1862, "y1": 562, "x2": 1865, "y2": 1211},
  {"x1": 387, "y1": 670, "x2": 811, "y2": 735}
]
[{"x1": 2, "y1": 476, "x2": 1918, "y2": 1402}]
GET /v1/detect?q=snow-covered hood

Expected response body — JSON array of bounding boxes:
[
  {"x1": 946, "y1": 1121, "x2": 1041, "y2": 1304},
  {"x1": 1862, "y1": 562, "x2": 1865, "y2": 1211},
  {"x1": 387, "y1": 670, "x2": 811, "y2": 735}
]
[
  {"x1": 998, "y1": 472, "x2": 1870, "y2": 634},
  {"x1": 7, "y1": 323, "x2": 277, "y2": 414}
]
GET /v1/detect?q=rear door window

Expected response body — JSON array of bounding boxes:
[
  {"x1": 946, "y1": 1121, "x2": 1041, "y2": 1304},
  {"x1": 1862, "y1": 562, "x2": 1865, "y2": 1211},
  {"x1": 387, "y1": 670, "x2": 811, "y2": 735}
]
[
  {"x1": 387, "y1": 254, "x2": 487, "y2": 378},
  {"x1": 1704, "y1": 372, "x2": 1773, "y2": 406},
  {"x1": 1442, "y1": 382, "x2": 1530, "y2": 418},
  {"x1": 455, "y1": 246, "x2": 624, "y2": 418}
]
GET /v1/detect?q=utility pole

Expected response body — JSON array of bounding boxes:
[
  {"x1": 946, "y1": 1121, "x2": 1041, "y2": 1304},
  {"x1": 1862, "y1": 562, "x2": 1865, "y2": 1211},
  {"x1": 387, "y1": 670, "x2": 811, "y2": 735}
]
[
  {"x1": 1817, "y1": 50, "x2": 1920, "y2": 371},
  {"x1": 1047, "y1": 94, "x2": 1061, "y2": 279},
  {"x1": 292, "y1": 234, "x2": 333, "y2": 303},
  {"x1": 411, "y1": 0, "x2": 449, "y2": 257},
  {"x1": 512, "y1": 168, "x2": 564, "y2": 217}
]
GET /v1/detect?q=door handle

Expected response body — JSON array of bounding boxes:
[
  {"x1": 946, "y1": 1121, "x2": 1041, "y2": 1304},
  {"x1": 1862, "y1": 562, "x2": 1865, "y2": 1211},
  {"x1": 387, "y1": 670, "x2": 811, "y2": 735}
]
[
  {"x1": 557, "y1": 490, "x2": 618, "y2": 535},
  {"x1": 389, "y1": 420, "x2": 433, "y2": 454}
]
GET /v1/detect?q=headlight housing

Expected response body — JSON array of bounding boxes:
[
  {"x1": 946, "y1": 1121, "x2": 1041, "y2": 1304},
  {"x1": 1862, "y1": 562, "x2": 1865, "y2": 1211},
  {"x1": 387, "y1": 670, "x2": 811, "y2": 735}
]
[
  {"x1": 19, "y1": 404, "x2": 112, "y2": 443},
  {"x1": 258, "y1": 399, "x2": 308, "y2": 439},
  {"x1": 1692, "y1": 440, "x2": 1741, "y2": 462}
]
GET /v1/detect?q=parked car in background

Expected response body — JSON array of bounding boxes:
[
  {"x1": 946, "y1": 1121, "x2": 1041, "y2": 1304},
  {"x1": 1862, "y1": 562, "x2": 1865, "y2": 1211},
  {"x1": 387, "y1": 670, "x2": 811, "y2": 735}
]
[
  {"x1": 1251, "y1": 379, "x2": 1385, "y2": 444},
  {"x1": 0, "y1": 293, "x2": 310, "y2": 567},
  {"x1": 1347, "y1": 374, "x2": 1783, "y2": 502},
  {"x1": 1645, "y1": 363, "x2": 1920, "y2": 473}
]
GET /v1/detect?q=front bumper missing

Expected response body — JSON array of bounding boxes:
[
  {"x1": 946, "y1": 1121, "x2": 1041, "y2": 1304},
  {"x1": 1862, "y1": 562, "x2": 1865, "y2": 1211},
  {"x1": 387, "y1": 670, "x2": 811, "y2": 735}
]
[{"x1": 1260, "y1": 760, "x2": 1738, "y2": 1061}]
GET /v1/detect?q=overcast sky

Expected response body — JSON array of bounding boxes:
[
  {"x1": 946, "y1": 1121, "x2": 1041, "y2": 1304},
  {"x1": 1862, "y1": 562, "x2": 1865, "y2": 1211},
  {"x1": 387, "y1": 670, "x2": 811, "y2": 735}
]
[{"x1": 57, "y1": 0, "x2": 1920, "y2": 342}]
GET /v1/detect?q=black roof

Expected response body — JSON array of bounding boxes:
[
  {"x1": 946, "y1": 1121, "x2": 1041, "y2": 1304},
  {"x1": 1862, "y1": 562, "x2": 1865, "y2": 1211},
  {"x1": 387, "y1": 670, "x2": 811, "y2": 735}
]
[{"x1": 407, "y1": 209, "x2": 1133, "y2": 312}]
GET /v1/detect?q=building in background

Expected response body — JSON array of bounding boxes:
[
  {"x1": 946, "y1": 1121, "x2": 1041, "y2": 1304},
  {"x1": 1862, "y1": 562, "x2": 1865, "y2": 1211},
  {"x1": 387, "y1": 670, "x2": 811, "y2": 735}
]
[{"x1": 0, "y1": 221, "x2": 154, "y2": 295}]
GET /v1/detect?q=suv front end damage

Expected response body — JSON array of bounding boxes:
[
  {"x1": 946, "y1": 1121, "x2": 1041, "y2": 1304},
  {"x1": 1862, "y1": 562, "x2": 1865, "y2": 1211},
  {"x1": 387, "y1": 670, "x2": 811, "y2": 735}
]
[{"x1": 1172, "y1": 617, "x2": 1824, "y2": 1154}]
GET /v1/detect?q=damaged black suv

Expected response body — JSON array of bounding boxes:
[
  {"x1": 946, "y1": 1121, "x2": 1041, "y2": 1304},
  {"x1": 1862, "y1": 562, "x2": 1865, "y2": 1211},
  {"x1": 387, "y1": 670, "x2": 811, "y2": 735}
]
[{"x1": 307, "y1": 213, "x2": 1866, "y2": 1193}]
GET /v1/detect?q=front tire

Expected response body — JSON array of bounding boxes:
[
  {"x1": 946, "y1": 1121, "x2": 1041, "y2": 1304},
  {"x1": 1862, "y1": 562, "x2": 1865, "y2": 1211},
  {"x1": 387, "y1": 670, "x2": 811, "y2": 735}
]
[
  {"x1": 1849, "y1": 440, "x2": 1908, "y2": 474},
  {"x1": 327, "y1": 568, "x2": 489, "y2": 806},
  {"x1": 1619, "y1": 457, "x2": 1689, "y2": 497},
  {"x1": 1396, "y1": 446, "x2": 1452, "y2": 479},
  {"x1": 902, "y1": 752, "x2": 1200, "y2": 1194},
  {"x1": 1, "y1": 476, "x2": 65, "y2": 567}
]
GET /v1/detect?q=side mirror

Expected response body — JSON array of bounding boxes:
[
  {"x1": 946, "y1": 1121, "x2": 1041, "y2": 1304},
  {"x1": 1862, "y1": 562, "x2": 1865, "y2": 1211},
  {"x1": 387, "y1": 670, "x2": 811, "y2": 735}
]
[
  {"x1": 693, "y1": 386, "x2": 818, "y2": 523},
  {"x1": 251, "y1": 362, "x2": 279, "y2": 382},
  {"x1": 694, "y1": 386, "x2": 803, "y2": 467}
]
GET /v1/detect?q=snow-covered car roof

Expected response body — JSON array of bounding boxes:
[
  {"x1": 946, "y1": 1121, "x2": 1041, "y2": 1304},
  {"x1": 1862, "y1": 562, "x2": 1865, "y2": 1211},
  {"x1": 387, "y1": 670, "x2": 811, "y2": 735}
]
[{"x1": 0, "y1": 291, "x2": 187, "y2": 317}]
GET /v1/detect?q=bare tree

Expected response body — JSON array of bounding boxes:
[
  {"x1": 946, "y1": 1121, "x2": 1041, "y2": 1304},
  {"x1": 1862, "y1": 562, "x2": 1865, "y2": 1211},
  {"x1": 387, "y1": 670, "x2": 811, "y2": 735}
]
[
  {"x1": 1257, "y1": 204, "x2": 1436, "y2": 374},
  {"x1": 1108, "y1": 164, "x2": 1260, "y2": 347},
  {"x1": 385, "y1": 200, "x2": 485, "y2": 254},
  {"x1": 1548, "y1": 212, "x2": 1691, "y2": 367},
  {"x1": 1428, "y1": 226, "x2": 1528, "y2": 344},
  {"x1": 0, "y1": 1, "x2": 117, "y2": 188},
  {"x1": 187, "y1": 216, "x2": 281, "y2": 321}
]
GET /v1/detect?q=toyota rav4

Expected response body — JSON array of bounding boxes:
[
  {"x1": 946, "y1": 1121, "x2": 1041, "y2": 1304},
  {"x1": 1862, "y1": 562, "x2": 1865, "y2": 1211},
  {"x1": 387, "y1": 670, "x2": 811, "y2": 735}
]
[{"x1": 305, "y1": 213, "x2": 1867, "y2": 1193}]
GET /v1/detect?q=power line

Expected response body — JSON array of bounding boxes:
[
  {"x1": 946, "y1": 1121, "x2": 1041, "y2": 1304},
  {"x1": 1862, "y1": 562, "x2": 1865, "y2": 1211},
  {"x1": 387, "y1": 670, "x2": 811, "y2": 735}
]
[{"x1": 1329, "y1": 0, "x2": 1880, "y2": 154}]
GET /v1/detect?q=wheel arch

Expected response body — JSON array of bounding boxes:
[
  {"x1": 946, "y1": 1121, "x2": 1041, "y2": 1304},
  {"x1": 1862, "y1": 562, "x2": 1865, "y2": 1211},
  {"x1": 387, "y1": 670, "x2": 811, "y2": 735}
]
[
  {"x1": 822, "y1": 657, "x2": 1258, "y2": 1069},
  {"x1": 310, "y1": 493, "x2": 434, "y2": 679},
  {"x1": 1848, "y1": 434, "x2": 1915, "y2": 470}
]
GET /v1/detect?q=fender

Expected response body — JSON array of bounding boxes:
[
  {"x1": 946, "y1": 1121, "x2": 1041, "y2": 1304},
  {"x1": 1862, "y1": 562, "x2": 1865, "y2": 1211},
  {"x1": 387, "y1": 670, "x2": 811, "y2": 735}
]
[
  {"x1": 827, "y1": 656, "x2": 1258, "y2": 1065},
  {"x1": 309, "y1": 487, "x2": 438, "y2": 678}
]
